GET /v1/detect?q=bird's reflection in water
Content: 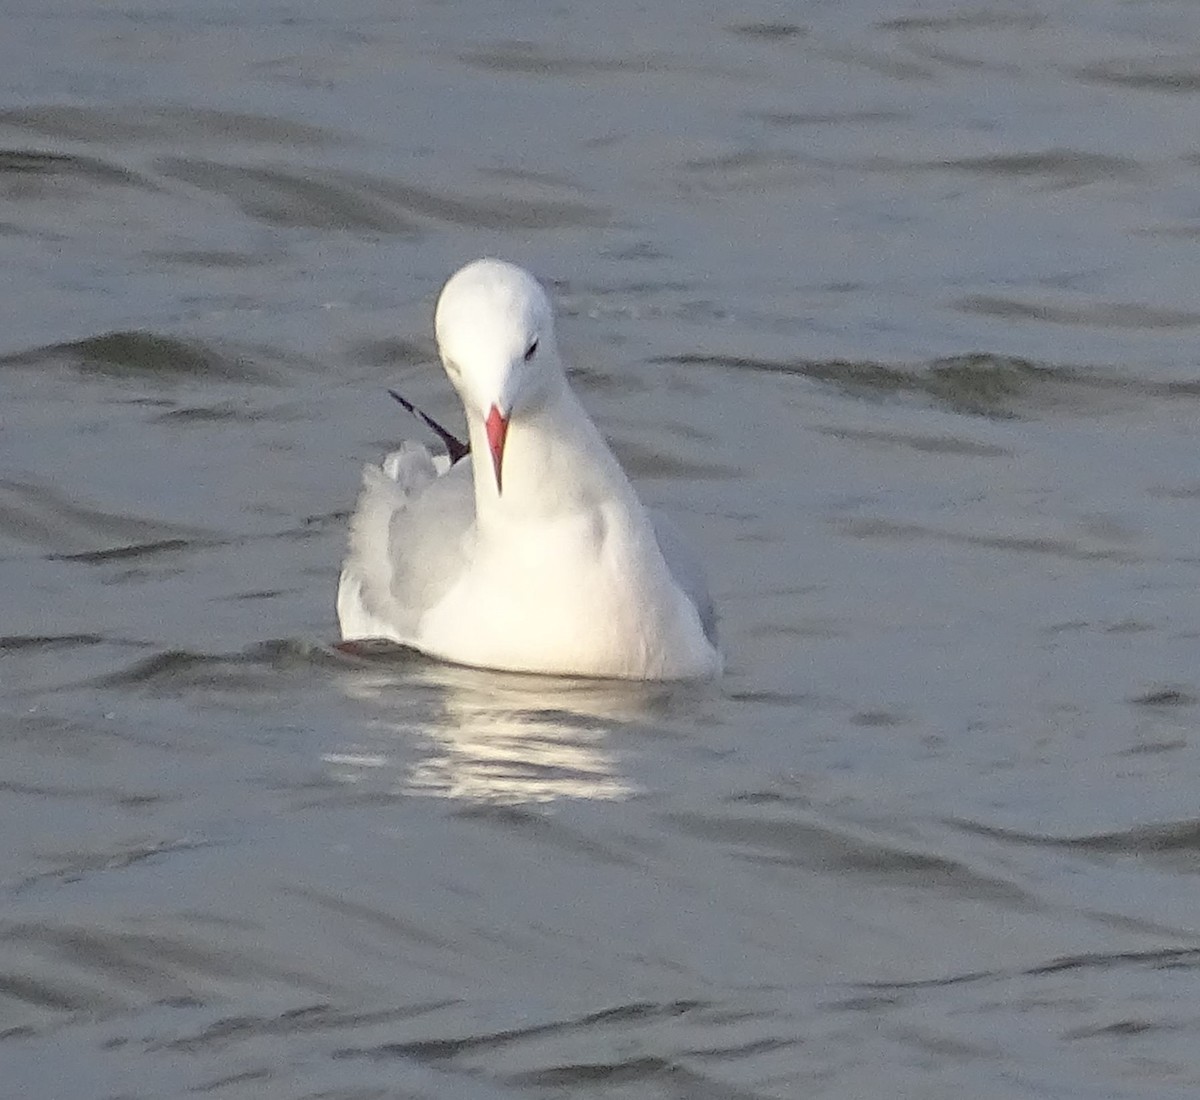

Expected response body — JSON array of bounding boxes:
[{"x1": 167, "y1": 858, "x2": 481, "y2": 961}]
[{"x1": 331, "y1": 652, "x2": 688, "y2": 805}]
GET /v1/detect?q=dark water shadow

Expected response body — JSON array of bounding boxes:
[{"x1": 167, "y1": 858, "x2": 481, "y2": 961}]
[
  {"x1": 0, "y1": 331, "x2": 275, "y2": 383},
  {"x1": 85, "y1": 639, "x2": 353, "y2": 694},
  {"x1": 831, "y1": 147, "x2": 1144, "y2": 189},
  {"x1": 666, "y1": 804, "x2": 1033, "y2": 906},
  {"x1": 0, "y1": 104, "x2": 344, "y2": 147},
  {"x1": 1076, "y1": 58, "x2": 1200, "y2": 94},
  {"x1": 0, "y1": 149, "x2": 159, "y2": 196},
  {"x1": 156, "y1": 157, "x2": 607, "y2": 233},
  {"x1": 857, "y1": 945, "x2": 1200, "y2": 994},
  {"x1": 947, "y1": 816, "x2": 1200, "y2": 862},
  {"x1": 0, "y1": 478, "x2": 211, "y2": 557},
  {"x1": 657, "y1": 351, "x2": 1200, "y2": 420},
  {"x1": 956, "y1": 295, "x2": 1200, "y2": 329}
]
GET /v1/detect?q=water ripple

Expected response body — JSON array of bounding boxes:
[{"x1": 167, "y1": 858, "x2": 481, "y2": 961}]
[{"x1": 0, "y1": 331, "x2": 274, "y2": 381}]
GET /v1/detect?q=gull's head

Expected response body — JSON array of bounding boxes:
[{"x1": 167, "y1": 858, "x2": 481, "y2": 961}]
[{"x1": 434, "y1": 258, "x2": 559, "y2": 494}]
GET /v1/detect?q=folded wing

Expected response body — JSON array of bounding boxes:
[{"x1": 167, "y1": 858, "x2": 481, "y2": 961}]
[{"x1": 337, "y1": 443, "x2": 475, "y2": 644}]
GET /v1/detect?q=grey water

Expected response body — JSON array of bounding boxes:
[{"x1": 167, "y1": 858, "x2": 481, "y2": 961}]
[{"x1": 4, "y1": 1, "x2": 1200, "y2": 1096}]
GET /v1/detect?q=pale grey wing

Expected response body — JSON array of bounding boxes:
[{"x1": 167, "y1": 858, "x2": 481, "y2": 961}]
[
  {"x1": 337, "y1": 444, "x2": 476, "y2": 643},
  {"x1": 649, "y1": 509, "x2": 719, "y2": 647},
  {"x1": 385, "y1": 456, "x2": 476, "y2": 613}
]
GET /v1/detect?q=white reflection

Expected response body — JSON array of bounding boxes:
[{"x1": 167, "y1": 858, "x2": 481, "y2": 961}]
[{"x1": 332, "y1": 656, "x2": 687, "y2": 805}]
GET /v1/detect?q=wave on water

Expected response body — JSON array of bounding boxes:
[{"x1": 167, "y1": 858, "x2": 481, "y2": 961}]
[
  {"x1": 666, "y1": 803, "x2": 1032, "y2": 905},
  {"x1": 847, "y1": 148, "x2": 1145, "y2": 189},
  {"x1": 0, "y1": 632, "x2": 109, "y2": 652},
  {"x1": 857, "y1": 944, "x2": 1200, "y2": 993},
  {"x1": 0, "y1": 331, "x2": 274, "y2": 382},
  {"x1": 956, "y1": 295, "x2": 1200, "y2": 328},
  {"x1": 0, "y1": 148, "x2": 158, "y2": 193},
  {"x1": 87, "y1": 638, "x2": 365, "y2": 692},
  {"x1": 1076, "y1": 57, "x2": 1200, "y2": 94},
  {"x1": 155, "y1": 157, "x2": 607, "y2": 233},
  {"x1": 0, "y1": 104, "x2": 343, "y2": 147},
  {"x1": 657, "y1": 351, "x2": 1200, "y2": 419},
  {"x1": 0, "y1": 477, "x2": 209, "y2": 556},
  {"x1": 948, "y1": 815, "x2": 1200, "y2": 858}
]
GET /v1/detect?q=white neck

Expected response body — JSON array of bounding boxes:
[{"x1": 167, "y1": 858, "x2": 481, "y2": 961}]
[{"x1": 467, "y1": 378, "x2": 639, "y2": 527}]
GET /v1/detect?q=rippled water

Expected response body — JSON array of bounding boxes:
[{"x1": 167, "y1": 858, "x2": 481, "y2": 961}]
[{"x1": 5, "y1": 2, "x2": 1200, "y2": 1097}]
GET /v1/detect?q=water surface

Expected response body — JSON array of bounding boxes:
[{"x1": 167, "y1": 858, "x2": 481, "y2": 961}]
[{"x1": 4, "y1": 2, "x2": 1200, "y2": 1097}]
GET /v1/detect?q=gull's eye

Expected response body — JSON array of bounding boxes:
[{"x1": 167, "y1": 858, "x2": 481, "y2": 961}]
[{"x1": 523, "y1": 339, "x2": 539, "y2": 362}]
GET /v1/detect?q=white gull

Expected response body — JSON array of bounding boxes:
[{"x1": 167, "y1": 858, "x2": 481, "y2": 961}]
[{"x1": 336, "y1": 258, "x2": 721, "y2": 680}]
